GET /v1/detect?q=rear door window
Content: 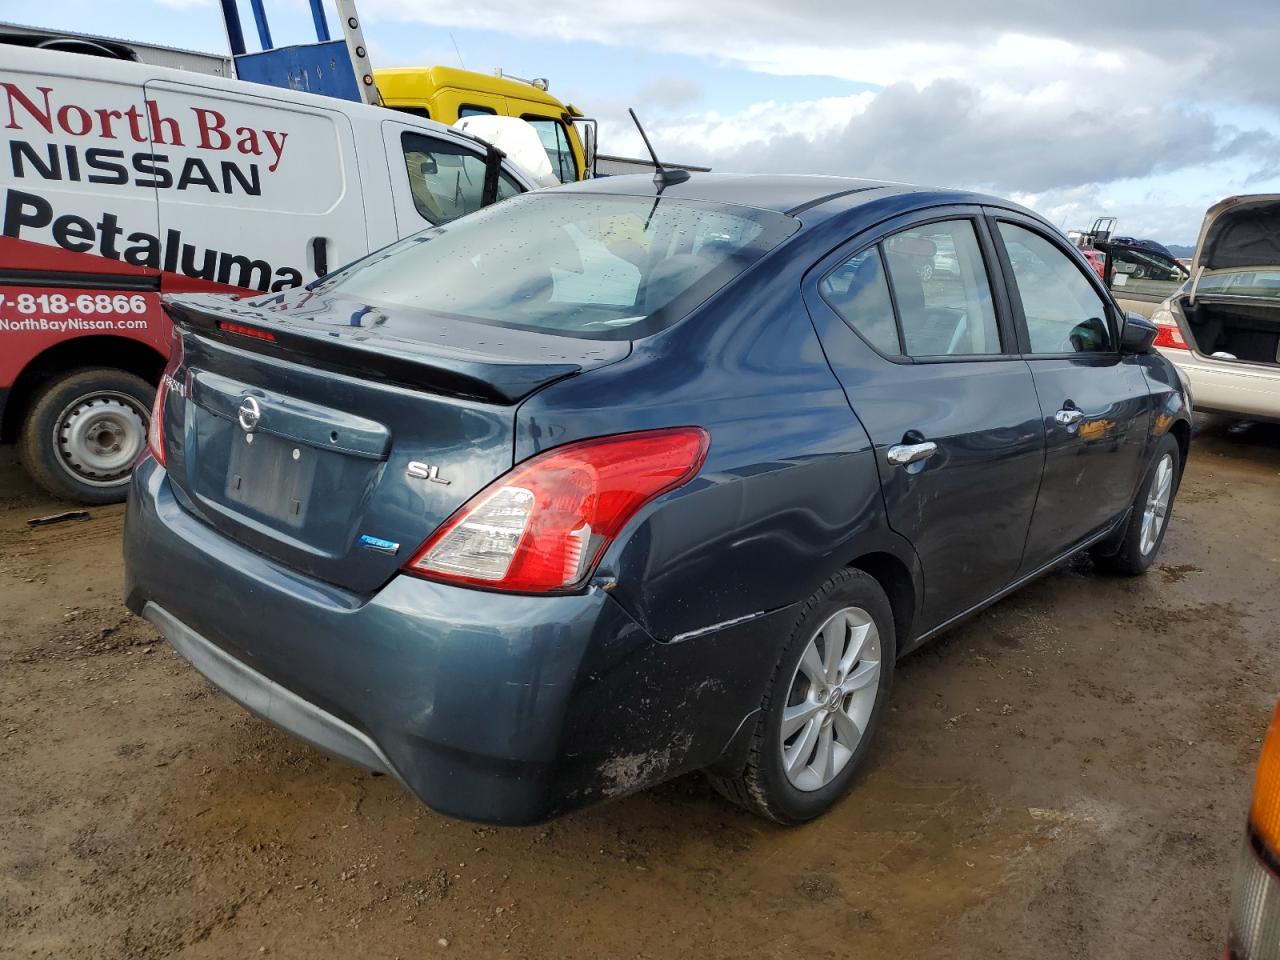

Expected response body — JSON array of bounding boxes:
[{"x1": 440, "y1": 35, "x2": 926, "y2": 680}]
[
  {"x1": 400, "y1": 132, "x2": 520, "y2": 226},
  {"x1": 883, "y1": 221, "x2": 1001, "y2": 356},
  {"x1": 820, "y1": 219, "x2": 1002, "y2": 358},
  {"x1": 819, "y1": 248, "x2": 901, "y2": 356},
  {"x1": 997, "y1": 223, "x2": 1115, "y2": 354}
]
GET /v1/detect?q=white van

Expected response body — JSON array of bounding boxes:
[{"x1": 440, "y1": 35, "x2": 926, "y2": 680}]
[{"x1": 0, "y1": 43, "x2": 536, "y2": 502}]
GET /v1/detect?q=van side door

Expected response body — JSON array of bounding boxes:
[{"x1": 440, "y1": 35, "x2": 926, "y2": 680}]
[
  {"x1": 142, "y1": 79, "x2": 368, "y2": 293},
  {"x1": 803, "y1": 207, "x2": 1046, "y2": 637}
]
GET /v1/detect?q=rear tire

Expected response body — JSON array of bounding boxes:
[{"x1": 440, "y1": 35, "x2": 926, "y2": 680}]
[
  {"x1": 1091, "y1": 432, "x2": 1181, "y2": 576},
  {"x1": 18, "y1": 368, "x2": 154, "y2": 505},
  {"x1": 706, "y1": 568, "x2": 895, "y2": 824}
]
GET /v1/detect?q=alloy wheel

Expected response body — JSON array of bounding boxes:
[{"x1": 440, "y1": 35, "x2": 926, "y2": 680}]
[
  {"x1": 780, "y1": 606, "x2": 882, "y2": 792},
  {"x1": 1139, "y1": 452, "x2": 1174, "y2": 555}
]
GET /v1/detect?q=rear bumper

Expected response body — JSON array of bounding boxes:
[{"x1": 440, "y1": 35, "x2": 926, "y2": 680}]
[
  {"x1": 1160, "y1": 349, "x2": 1280, "y2": 421},
  {"x1": 123, "y1": 458, "x2": 780, "y2": 823},
  {"x1": 140, "y1": 602, "x2": 397, "y2": 777}
]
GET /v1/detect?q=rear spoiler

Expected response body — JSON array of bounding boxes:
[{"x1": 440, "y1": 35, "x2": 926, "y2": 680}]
[{"x1": 163, "y1": 296, "x2": 584, "y2": 405}]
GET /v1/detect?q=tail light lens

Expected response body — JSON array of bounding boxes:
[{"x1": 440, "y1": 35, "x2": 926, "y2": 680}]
[
  {"x1": 1229, "y1": 704, "x2": 1280, "y2": 959},
  {"x1": 146, "y1": 377, "x2": 169, "y2": 465},
  {"x1": 146, "y1": 325, "x2": 185, "y2": 466},
  {"x1": 1151, "y1": 303, "x2": 1189, "y2": 350},
  {"x1": 405, "y1": 427, "x2": 710, "y2": 593}
]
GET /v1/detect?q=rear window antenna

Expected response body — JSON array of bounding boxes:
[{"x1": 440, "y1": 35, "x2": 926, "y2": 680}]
[{"x1": 628, "y1": 108, "x2": 690, "y2": 189}]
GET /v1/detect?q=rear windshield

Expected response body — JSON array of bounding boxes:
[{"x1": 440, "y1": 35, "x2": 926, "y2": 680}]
[
  {"x1": 1196, "y1": 270, "x2": 1280, "y2": 300},
  {"x1": 318, "y1": 192, "x2": 798, "y2": 339}
]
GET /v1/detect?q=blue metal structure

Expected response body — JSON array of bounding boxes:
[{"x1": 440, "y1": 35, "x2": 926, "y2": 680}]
[{"x1": 219, "y1": 0, "x2": 361, "y2": 102}]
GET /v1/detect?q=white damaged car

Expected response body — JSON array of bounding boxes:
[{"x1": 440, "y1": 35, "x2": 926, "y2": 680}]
[{"x1": 1150, "y1": 195, "x2": 1280, "y2": 422}]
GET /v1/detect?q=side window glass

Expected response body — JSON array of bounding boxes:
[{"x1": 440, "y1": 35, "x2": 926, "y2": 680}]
[
  {"x1": 458, "y1": 105, "x2": 496, "y2": 119},
  {"x1": 820, "y1": 247, "x2": 901, "y2": 356},
  {"x1": 522, "y1": 117, "x2": 578, "y2": 183},
  {"x1": 1108, "y1": 245, "x2": 1188, "y2": 299},
  {"x1": 998, "y1": 223, "x2": 1115, "y2": 354},
  {"x1": 883, "y1": 220, "x2": 1002, "y2": 356},
  {"x1": 495, "y1": 174, "x2": 522, "y2": 201},
  {"x1": 400, "y1": 132, "x2": 492, "y2": 225}
]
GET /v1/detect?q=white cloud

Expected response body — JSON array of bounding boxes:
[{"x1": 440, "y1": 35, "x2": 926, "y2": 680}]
[{"x1": 358, "y1": 0, "x2": 1280, "y2": 241}]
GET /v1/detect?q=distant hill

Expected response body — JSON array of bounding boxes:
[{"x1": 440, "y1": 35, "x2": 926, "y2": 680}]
[{"x1": 1166, "y1": 244, "x2": 1194, "y2": 258}]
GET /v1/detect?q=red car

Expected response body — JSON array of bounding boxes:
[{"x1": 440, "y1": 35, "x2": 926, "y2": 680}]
[{"x1": 1080, "y1": 247, "x2": 1107, "y2": 280}]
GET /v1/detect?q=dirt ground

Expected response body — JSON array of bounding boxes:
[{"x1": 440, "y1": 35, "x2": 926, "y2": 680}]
[{"x1": 2, "y1": 422, "x2": 1278, "y2": 960}]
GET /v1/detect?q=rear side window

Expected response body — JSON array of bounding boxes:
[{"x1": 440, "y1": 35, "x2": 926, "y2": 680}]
[
  {"x1": 400, "y1": 132, "x2": 520, "y2": 226},
  {"x1": 998, "y1": 223, "x2": 1115, "y2": 354},
  {"x1": 820, "y1": 248, "x2": 901, "y2": 356},
  {"x1": 821, "y1": 219, "x2": 1002, "y2": 359},
  {"x1": 319, "y1": 193, "x2": 798, "y2": 340},
  {"x1": 883, "y1": 221, "x2": 1001, "y2": 356}
]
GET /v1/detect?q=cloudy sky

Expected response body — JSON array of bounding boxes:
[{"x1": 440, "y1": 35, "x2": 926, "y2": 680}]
[{"x1": 8, "y1": 0, "x2": 1280, "y2": 244}]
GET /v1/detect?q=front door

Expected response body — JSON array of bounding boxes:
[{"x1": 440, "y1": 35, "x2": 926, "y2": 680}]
[
  {"x1": 805, "y1": 211, "x2": 1046, "y2": 635},
  {"x1": 380, "y1": 121, "x2": 522, "y2": 237},
  {"x1": 989, "y1": 216, "x2": 1152, "y2": 571}
]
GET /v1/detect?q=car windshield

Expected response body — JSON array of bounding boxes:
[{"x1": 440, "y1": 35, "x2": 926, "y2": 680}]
[
  {"x1": 1197, "y1": 270, "x2": 1280, "y2": 300},
  {"x1": 320, "y1": 192, "x2": 799, "y2": 339}
]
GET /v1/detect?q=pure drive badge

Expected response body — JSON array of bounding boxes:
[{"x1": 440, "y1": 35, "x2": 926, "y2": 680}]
[{"x1": 358, "y1": 535, "x2": 400, "y2": 555}]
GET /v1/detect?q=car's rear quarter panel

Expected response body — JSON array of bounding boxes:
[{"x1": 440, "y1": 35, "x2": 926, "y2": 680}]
[{"x1": 515, "y1": 240, "x2": 913, "y2": 645}]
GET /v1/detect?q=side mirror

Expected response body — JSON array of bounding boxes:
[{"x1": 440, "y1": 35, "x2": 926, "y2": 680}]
[{"x1": 1120, "y1": 313, "x2": 1159, "y2": 354}]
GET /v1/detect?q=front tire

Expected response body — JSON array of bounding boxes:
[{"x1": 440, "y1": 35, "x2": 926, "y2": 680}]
[
  {"x1": 18, "y1": 368, "x2": 154, "y2": 505},
  {"x1": 1092, "y1": 432, "x2": 1181, "y2": 575},
  {"x1": 706, "y1": 568, "x2": 895, "y2": 824}
]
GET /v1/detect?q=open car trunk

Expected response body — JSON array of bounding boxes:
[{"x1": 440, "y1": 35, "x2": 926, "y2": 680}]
[{"x1": 1178, "y1": 297, "x2": 1280, "y2": 367}]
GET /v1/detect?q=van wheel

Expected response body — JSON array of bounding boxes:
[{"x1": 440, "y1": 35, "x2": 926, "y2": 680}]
[
  {"x1": 706, "y1": 568, "x2": 895, "y2": 824},
  {"x1": 1091, "y1": 432, "x2": 1181, "y2": 576},
  {"x1": 19, "y1": 368, "x2": 154, "y2": 504}
]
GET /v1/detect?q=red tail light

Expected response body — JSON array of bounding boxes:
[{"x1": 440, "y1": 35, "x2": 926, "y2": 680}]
[
  {"x1": 146, "y1": 377, "x2": 169, "y2": 465},
  {"x1": 405, "y1": 427, "x2": 710, "y2": 593},
  {"x1": 1151, "y1": 305, "x2": 1189, "y2": 350},
  {"x1": 146, "y1": 325, "x2": 186, "y2": 466}
]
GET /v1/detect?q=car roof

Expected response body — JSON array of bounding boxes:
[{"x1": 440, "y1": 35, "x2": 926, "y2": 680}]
[{"x1": 554, "y1": 172, "x2": 974, "y2": 217}]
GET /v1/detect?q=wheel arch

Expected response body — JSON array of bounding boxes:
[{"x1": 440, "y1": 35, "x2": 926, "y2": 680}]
[
  {"x1": 1, "y1": 336, "x2": 165, "y2": 442},
  {"x1": 847, "y1": 550, "x2": 918, "y2": 652},
  {"x1": 1168, "y1": 416, "x2": 1191, "y2": 475}
]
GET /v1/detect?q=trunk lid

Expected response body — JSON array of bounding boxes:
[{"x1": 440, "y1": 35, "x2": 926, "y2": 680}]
[
  {"x1": 1193, "y1": 194, "x2": 1280, "y2": 274},
  {"x1": 160, "y1": 293, "x2": 629, "y2": 593}
]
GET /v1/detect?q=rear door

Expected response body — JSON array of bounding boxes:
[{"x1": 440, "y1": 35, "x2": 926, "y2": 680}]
[
  {"x1": 804, "y1": 208, "x2": 1045, "y2": 634},
  {"x1": 988, "y1": 213, "x2": 1152, "y2": 571},
  {"x1": 142, "y1": 79, "x2": 368, "y2": 294}
]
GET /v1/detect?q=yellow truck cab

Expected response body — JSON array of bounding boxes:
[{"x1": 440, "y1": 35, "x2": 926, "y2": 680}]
[{"x1": 375, "y1": 66, "x2": 590, "y2": 182}]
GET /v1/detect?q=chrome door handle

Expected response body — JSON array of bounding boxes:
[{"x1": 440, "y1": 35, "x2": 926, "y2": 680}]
[
  {"x1": 1055, "y1": 408, "x2": 1084, "y2": 426},
  {"x1": 886, "y1": 441, "x2": 938, "y2": 466}
]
